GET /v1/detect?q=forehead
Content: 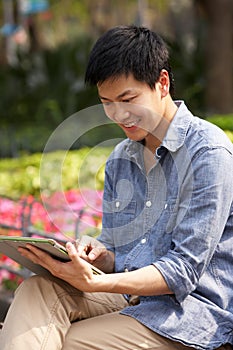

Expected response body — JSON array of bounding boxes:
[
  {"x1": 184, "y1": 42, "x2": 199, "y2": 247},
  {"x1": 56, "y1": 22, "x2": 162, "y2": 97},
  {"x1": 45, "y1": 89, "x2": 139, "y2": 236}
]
[{"x1": 97, "y1": 74, "x2": 149, "y2": 99}]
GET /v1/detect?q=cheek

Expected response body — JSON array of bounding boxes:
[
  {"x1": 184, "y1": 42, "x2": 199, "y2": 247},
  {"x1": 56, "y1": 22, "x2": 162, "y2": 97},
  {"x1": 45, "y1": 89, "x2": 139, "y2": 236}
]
[{"x1": 103, "y1": 105, "x2": 115, "y2": 120}]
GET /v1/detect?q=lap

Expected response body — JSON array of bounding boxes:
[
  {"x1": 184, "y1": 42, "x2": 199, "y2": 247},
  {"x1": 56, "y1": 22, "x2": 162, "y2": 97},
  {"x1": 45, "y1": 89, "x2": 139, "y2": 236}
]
[{"x1": 62, "y1": 312, "x2": 192, "y2": 350}]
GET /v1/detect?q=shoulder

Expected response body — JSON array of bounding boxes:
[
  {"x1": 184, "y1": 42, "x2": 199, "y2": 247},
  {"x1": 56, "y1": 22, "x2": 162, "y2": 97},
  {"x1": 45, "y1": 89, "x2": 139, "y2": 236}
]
[{"x1": 186, "y1": 116, "x2": 233, "y2": 157}]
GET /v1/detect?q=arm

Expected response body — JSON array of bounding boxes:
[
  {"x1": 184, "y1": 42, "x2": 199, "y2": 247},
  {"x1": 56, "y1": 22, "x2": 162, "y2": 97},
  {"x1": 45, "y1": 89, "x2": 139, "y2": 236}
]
[
  {"x1": 93, "y1": 264, "x2": 172, "y2": 296},
  {"x1": 18, "y1": 241, "x2": 172, "y2": 295},
  {"x1": 154, "y1": 147, "x2": 233, "y2": 303}
]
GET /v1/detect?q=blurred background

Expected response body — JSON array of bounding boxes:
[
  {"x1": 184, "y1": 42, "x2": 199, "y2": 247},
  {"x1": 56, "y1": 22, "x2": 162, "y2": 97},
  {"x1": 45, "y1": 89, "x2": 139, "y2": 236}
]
[
  {"x1": 0, "y1": 0, "x2": 232, "y2": 306},
  {"x1": 0, "y1": 0, "x2": 233, "y2": 158}
]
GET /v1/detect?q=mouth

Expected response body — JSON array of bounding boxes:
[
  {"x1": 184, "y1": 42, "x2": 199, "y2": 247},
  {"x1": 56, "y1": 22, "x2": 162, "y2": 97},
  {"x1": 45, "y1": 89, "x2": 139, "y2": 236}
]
[{"x1": 122, "y1": 119, "x2": 140, "y2": 128}]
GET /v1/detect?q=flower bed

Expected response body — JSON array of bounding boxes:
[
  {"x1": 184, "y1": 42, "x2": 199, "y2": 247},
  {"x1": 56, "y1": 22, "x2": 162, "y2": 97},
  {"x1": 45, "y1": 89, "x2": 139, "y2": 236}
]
[{"x1": 0, "y1": 189, "x2": 103, "y2": 291}]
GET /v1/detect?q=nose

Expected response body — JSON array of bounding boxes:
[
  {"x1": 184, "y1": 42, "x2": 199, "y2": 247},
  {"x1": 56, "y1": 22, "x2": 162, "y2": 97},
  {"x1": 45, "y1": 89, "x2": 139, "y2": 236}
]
[{"x1": 104, "y1": 102, "x2": 130, "y2": 122}]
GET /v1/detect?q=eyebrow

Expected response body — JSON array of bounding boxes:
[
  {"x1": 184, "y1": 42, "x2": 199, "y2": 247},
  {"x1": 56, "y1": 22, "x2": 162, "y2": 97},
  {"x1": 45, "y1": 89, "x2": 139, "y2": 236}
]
[{"x1": 99, "y1": 89, "x2": 137, "y2": 101}]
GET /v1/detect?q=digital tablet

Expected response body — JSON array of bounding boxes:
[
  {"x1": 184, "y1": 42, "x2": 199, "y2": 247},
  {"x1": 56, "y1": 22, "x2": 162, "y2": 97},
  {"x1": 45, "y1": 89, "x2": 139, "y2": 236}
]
[{"x1": 0, "y1": 236, "x2": 103, "y2": 276}]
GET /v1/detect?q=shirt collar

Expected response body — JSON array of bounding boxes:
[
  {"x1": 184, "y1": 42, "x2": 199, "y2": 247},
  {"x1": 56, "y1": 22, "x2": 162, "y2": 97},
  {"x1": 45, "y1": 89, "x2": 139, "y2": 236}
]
[{"x1": 161, "y1": 100, "x2": 192, "y2": 152}]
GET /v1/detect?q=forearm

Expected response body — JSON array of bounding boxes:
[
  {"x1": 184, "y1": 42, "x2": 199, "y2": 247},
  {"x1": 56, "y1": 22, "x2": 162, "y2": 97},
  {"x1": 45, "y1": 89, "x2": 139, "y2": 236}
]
[{"x1": 93, "y1": 264, "x2": 172, "y2": 296}]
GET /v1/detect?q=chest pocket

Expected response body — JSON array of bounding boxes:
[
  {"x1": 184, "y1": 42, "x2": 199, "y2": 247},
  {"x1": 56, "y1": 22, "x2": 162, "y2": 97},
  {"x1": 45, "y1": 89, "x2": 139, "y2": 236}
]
[
  {"x1": 113, "y1": 200, "x2": 137, "y2": 248},
  {"x1": 153, "y1": 199, "x2": 179, "y2": 256}
]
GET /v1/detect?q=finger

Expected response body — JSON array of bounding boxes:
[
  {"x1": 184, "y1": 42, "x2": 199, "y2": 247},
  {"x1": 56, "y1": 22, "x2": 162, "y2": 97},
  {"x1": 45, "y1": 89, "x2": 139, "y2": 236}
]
[
  {"x1": 66, "y1": 242, "x2": 93, "y2": 277},
  {"x1": 75, "y1": 238, "x2": 86, "y2": 256},
  {"x1": 87, "y1": 247, "x2": 102, "y2": 261},
  {"x1": 76, "y1": 236, "x2": 106, "y2": 262},
  {"x1": 66, "y1": 242, "x2": 78, "y2": 259},
  {"x1": 19, "y1": 244, "x2": 58, "y2": 270},
  {"x1": 86, "y1": 240, "x2": 106, "y2": 261},
  {"x1": 18, "y1": 246, "x2": 39, "y2": 262},
  {"x1": 75, "y1": 236, "x2": 93, "y2": 259},
  {"x1": 66, "y1": 242, "x2": 87, "y2": 267}
]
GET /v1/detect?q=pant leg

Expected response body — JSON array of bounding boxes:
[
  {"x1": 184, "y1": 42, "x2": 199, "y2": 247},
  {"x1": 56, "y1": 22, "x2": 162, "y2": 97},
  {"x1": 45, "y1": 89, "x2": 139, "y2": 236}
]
[
  {"x1": 0, "y1": 274, "x2": 128, "y2": 350},
  {"x1": 62, "y1": 312, "x2": 194, "y2": 350}
]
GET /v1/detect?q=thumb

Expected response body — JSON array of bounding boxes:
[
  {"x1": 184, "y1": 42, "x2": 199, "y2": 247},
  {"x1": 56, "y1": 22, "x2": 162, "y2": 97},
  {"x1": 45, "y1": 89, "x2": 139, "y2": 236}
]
[{"x1": 66, "y1": 242, "x2": 78, "y2": 259}]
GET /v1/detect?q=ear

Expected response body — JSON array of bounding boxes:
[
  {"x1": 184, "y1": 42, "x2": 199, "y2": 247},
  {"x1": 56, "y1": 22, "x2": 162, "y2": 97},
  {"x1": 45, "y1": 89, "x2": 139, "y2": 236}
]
[{"x1": 158, "y1": 69, "x2": 170, "y2": 98}]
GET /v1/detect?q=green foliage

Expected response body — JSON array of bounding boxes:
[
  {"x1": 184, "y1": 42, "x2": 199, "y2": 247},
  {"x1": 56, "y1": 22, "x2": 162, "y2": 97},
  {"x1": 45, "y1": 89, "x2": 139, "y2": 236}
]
[
  {"x1": 0, "y1": 147, "x2": 113, "y2": 199},
  {"x1": 0, "y1": 35, "x2": 98, "y2": 126},
  {"x1": 167, "y1": 33, "x2": 205, "y2": 113},
  {"x1": 206, "y1": 114, "x2": 233, "y2": 142},
  {"x1": 206, "y1": 114, "x2": 233, "y2": 131},
  {"x1": 0, "y1": 35, "x2": 100, "y2": 157},
  {"x1": 223, "y1": 131, "x2": 233, "y2": 143},
  {"x1": 2, "y1": 277, "x2": 22, "y2": 291}
]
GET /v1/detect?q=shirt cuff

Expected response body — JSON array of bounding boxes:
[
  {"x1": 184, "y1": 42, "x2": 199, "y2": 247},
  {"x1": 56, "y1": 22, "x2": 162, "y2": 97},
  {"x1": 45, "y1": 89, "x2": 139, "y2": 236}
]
[{"x1": 153, "y1": 252, "x2": 198, "y2": 303}]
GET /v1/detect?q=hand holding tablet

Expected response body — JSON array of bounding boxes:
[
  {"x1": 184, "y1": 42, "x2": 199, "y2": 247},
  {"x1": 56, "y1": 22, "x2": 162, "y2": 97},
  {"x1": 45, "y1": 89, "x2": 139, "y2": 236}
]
[{"x1": 0, "y1": 236, "x2": 103, "y2": 276}]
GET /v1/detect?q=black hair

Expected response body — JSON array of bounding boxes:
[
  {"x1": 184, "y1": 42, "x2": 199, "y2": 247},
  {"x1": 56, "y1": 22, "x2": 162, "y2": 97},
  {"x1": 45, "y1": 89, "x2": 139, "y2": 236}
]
[{"x1": 85, "y1": 25, "x2": 174, "y2": 95}]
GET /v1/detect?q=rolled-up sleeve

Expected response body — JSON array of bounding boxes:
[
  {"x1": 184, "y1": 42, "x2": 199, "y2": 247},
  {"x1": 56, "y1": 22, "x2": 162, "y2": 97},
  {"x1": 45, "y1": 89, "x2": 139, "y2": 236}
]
[{"x1": 153, "y1": 146, "x2": 233, "y2": 303}]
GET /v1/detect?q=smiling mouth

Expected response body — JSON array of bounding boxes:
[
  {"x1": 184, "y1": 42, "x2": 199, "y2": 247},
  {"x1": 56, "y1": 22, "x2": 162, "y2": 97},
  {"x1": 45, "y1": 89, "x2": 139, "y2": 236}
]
[{"x1": 122, "y1": 119, "x2": 140, "y2": 128}]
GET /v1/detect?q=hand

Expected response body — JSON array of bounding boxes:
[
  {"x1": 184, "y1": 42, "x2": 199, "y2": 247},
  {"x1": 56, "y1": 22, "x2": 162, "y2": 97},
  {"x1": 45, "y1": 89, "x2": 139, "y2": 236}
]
[
  {"x1": 76, "y1": 235, "x2": 114, "y2": 273},
  {"x1": 18, "y1": 242, "x2": 97, "y2": 292},
  {"x1": 76, "y1": 235, "x2": 106, "y2": 261},
  {"x1": 18, "y1": 243, "x2": 171, "y2": 296}
]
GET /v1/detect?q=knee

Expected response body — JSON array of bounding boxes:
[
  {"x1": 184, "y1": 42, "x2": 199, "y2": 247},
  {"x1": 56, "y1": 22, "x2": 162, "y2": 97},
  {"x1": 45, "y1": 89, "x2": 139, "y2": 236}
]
[
  {"x1": 16, "y1": 274, "x2": 77, "y2": 301},
  {"x1": 15, "y1": 275, "x2": 47, "y2": 293},
  {"x1": 15, "y1": 274, "x2": 61, "y2": 300}
]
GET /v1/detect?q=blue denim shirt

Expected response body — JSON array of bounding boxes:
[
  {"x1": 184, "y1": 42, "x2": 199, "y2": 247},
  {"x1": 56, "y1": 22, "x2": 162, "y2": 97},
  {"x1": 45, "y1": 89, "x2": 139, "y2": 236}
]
[{"x1": 98, "y1": 101, "x2": 233, "y2": 349}]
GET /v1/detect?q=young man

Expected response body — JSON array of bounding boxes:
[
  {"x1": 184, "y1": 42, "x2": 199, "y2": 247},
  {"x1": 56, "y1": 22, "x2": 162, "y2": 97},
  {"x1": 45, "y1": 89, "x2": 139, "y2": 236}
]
[{"x1": 1, "y1": 25, "x2": 233, "y2": 350}]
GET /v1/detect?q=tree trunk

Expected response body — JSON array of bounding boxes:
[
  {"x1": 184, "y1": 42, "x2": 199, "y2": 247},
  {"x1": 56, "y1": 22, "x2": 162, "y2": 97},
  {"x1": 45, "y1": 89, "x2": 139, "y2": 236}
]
[
  {"x1": 199, "y1": 0, "x2": 233, "y2": 114},
  {"x1": 0, "y1": 37, "x2": 7, "y2": 65}
]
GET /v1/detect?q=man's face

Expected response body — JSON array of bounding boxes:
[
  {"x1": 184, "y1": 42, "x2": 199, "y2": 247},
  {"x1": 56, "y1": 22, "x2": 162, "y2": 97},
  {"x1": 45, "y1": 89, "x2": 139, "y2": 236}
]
[{"x1": 97, "y1": 74, "x2": 165, "y2": 142}]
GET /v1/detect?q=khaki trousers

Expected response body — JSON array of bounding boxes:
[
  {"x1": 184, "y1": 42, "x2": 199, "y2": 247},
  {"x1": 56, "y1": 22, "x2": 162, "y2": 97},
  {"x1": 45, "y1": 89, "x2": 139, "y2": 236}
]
[{"x1": 0, "y1": 275, "x2": 231, "y2": 350}]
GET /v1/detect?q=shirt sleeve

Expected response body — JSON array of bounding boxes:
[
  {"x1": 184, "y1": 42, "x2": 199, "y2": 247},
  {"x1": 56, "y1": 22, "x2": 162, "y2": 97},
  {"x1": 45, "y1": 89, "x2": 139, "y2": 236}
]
[{"x1": 153, "y1": 146, "x2": 233, "y2": 303}]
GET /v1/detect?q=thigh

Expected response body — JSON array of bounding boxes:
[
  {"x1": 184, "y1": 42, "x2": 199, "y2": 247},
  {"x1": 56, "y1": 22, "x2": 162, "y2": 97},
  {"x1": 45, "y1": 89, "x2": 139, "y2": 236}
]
[
  {"x1": 62, "y1": 312, "x2": 192, "y2": 350},
  {"x1": 0, "y1": 275, "x2": 128, "y2": 350}
]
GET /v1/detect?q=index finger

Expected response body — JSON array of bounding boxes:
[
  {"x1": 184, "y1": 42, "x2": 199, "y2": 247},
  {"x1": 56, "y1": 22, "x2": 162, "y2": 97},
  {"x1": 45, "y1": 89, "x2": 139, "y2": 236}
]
[{"x1": 75, "y1": 238, "x2": 87, "y2": 257}]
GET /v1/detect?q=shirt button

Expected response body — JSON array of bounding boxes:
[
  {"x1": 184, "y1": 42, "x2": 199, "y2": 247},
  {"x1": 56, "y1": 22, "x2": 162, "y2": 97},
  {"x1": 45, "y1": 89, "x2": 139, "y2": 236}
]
[
  {"x1": 115, "y1": 201, "x2": 120, "y2": 208},
  {"x1": 146, "y1": 200, "x2": 152, "y2": 207},
  {"x1": 124, "y1": 268, "x2": 129, "y2": 272},
  {"x1": 141, "y1": 238, "x2": 146, "y2": 244}
]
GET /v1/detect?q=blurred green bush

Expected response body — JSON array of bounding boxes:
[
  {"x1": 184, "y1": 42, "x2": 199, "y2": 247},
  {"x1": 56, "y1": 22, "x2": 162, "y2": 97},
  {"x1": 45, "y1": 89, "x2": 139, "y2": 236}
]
[
  {"x1": 206, "y1": 114, "x2": 233, "y2": 130},
  {"x1": 0, "y1": 147, "x2": 113, "y2": 199},
  {"x1": 206, "y1": 114, "x2": 233, "y2": 142}
]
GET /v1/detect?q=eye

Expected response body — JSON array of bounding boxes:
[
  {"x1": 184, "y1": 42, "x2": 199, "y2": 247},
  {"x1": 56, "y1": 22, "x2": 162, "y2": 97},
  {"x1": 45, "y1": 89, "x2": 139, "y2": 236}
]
[
  {"x1": 102, "y1": 101, "x2": 113, "y2": 107},
  {"x1": 122, "y1": 96, "x2": 136, "y2": 103}
]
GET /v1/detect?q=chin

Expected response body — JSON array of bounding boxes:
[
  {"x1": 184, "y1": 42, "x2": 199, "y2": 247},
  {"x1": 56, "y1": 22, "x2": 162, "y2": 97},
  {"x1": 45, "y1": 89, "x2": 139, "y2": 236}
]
[{"x1": 126, "y1": 133, "x2": 147, "y2": 142}]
